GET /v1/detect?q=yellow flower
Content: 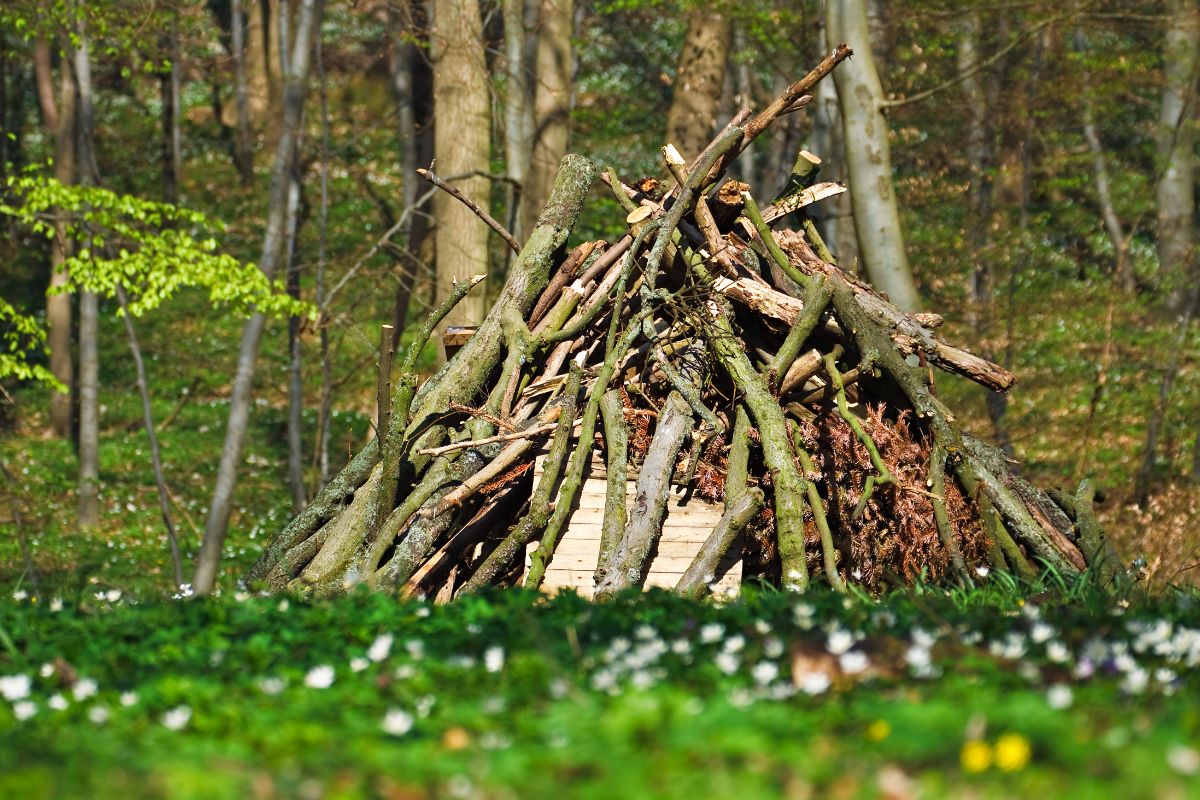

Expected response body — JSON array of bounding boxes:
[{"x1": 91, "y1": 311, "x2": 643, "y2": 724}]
[
  {"x1": 960, "y1": 740, "x2": 993, "y2": 773},
  {"x1": 866, "y1": 720, "x2": 891, "y2": 742},
  {"x1": 995, "y1": 733, "x2": 1032, "y2": 771}
]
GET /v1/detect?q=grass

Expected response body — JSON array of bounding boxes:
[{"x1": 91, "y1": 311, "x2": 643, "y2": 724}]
[{"x1": 2, "y1": 586, "x2": 1200, "y2": 799}]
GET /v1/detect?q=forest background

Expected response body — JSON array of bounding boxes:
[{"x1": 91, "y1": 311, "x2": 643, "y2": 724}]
[{"x1": 0, "y1": 0, "x2": 1197, "y2": 597}]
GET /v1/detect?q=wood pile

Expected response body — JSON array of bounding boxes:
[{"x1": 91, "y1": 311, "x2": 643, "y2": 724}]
[{"x1": 247, "y1": 46, "x2": 1122, "y2": 599}]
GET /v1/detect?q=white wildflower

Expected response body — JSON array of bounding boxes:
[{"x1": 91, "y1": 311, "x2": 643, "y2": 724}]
[
  {"x1": 975, "y1": 566, "x2": 990, "y2": 578},
  {"x1": 797, "y1": 671, "x2": 831, "y2": 695},
  {"x1": 258, "y1": 677, "x2": 285, "y2": 696},
  {"x1": 1046, "y1": 684, "x2": 1073, "y2": 710},
  {"x1": 1046, "y1": 641, "x2": 1072, "y2": 664},
  {"x1": 39, "y1": 663, "x2": 54, "y2": 678},
  {"x1": 161, "y1": 705, "x2": 191, "y2": 730},
  {"x1": 381, "y1": 708, "x2": 414, "y2": 736},
  {"x1": 838, "y1": 651, "x2": 869, "y2": 675},
  {"x1": 714, "y1": 651, "x2": 740, "y2": 675},
  {"x1": 722, "y1": 635, "x2": 745, "y2": 653},
  {"x1": 49, "y1": 597, "x2": 63, "y2": 612},
  {"x1": 405, "y1": 640, "x2": 425, "y2": 659},
  {"x1": 591, "y1": 670, "x2": 617, "y2": 691},
  {"x1": 751, "y1": 661, "x2": 779, "y2": 686},
  {"x1": 699, "y1": 623, "x2": 724, "y2": 644},
  {"x1": 415, "y1": 696, "x2": 436, "y2": 717},
  {"x1": 88, "y1": 705, "x2": 110, "y2": 724},
  {"x1": 484, "y1": 646, "x2": 505, "y2": 673},
  {"x1": 12, "y1": 590, "x2": 27, "y2": 601},
  {"x1": 350, "y1": 657, "x2": 370, "y2": 673},
  {"x1": 826, "y1": 628, "x2": 855, "y2": 655},
  {"x1": 1030, "y1": 622, "x2": 1055, "y2": 644},
  {"x1": 0, "y1": 674, "x2": 32, "y2": 701},
  {"x1": 48, "y1": 694, "x2": 68, "y2": 711},
  {"x1": 119, "y1": 691, "x2": 138, "y2": 707},
  {"x1": 368, "y1": 634, "x2": 394, "y2": 662},
  {"x1": 1167, "y1": 745, "x2": 1200, "y2": 776},
  {"x1": 12, "y1": 700, "x2": 36, "y2": 721},
  {"x1": 304, "y1": 665, "x2": 335, "y2": 689},
  {"x1": 73, "y1": 678, "x2": 98, "y2": 701},
  {"x1": 763, "y1": 637, "x2": 785, "y2": 659},
  {"x1": 1121, "y1": 667, "x2": 1149, "y2": 695},
  {"x1": 104, "y1": 590, "x2": 121, "y2": 603}
]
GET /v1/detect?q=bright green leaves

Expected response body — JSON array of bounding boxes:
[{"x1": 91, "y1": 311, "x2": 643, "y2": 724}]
[
  {"x1": 1, "y1": 173, "x2": 314, "y2": 321},
  {"x1": 0, "y1": 298, "x2": 64, "y2": 392}
]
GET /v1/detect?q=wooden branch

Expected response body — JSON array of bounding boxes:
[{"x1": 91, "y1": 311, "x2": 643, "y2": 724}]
[
  {"x1": 676, "y1": 488, "x2": 763, "y2": 599},
  {"x1": 417, "y1": 167, "x2": 522, "y2": 254}
]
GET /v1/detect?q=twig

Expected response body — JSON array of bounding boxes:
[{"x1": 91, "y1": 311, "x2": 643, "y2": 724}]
[{"x1": 417, "y1": 167, "x2": 522, "y2": 254}]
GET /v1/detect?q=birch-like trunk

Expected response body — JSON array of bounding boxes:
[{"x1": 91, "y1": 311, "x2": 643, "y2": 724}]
[
  {"x1": 231, "y1": 0, "x2": 255, "y2": 183},
  {"x1": 827, "y1": 0, "x2": 920, "y2": 310},
  {"x1": 503, "y1": 0, "x2": 532, "y2": 242},
  {"x1": 519, "y1": 0, "x2": 573, "y2": 240},
  {"x1": 195, "y1": 0, "x2": 323, "y2": 596},
  {"x1": 1155, "y1": 0, "x2": 1199, "y2": 311},
  {"x1": 72, "y1": 9, "x2": 101, "y2": 529},
  {"x1": 431, "y1": 0, "x2": 491, "y2": 347}
]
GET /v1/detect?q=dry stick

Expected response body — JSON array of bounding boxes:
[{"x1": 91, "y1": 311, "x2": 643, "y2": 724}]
[
  {"x1": 418, "y1": 418, "x2": 576, "y2": 457},
  {"x1": 594, "y1": 389, "x2": 629, "y2": 587},
  {"x1": 707, "y1": 44, "x2": 853, "y2": 183},
  {"x1": 375, "y1": 324, "x2": 397, "y2": 448},
  {"x1": 361, "y1": 275, "x2": 487, "y2": 584},
  {"x1": 826, "y1": 276, "x2": 1062, "y2": 577},
  {"x1": 529, "y1": 240, "x2": 604, "y2": 327},
  {"x1": 791, "y1": 430, "x2": 846, "y2": 592},
  {"x1": 595, "y1": 390, "x2": 693, "y2": 597},
  {"x1": 694, "y1": 278, "x2": 812, "y2": 590},
  {"x1": 416, "y1": 167, "x2": 522, "y2": 254},
  {"x1": 741, "y1": 190, "x2": 811, "y2": 294},
  {"x1": 780, "y1": 346, "x2": 837, "y2": 397},
  {"x1": 676, "y1": 488, "x2": 765, "y2": 599},
  {"x1": 822, "y1": 353, "x2": 895, "y2": 520},
  {"x1": 524, "y1": 310, "x2": 656, "y2": 591},
  {"x1": 928, "y1": 442, "x2": 970, "y2": 585},
  {"x1": 767, "y1": 276, "x2": 833, "y2": 391}
]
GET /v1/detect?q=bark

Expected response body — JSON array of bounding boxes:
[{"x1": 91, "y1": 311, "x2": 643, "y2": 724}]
[
  {"x1": 195, "y1": 0, "x2": 323, "y2": 596},
  {"x1": 159, "y1": 15, "x2": 182, "y2": 204},
  {"x1": 72, "y1": 10, "x2": 100, "y2": 530},
  {"x1": 117, "y1": 288, "x2": 184, "y2": 588},
  {"x1": 1155, "y1": 0, "x2": 1199, "y2": 311},
  {"x1": 519, "y1": 0, "x2": 574, "y2": 245},
  {"x1": 594, "y1": 388, "x2": 628, "y2": 586},
  {"x1": 231, "y1": 0, "x2": 255, "y2": 184},
  {"x1": 244, "y1": 0, "x2": 272, "y2": 123},
  {"x1": 431, "y1": 0, "x2": 491, "y2": 348},
  {"x1": 503, "y1": 0, "x2": 532, "y2": 242},
  {"x1": 826, "y1": 0, "x2": 921, "y2": 310},
  {"x1": 284, "y1": 170, "x2": 307, "y2": 511},
  {"x1": 35, "y1": 38, "x2": 76, "y2": 439},
  {"x1": 809, "y1": 15, "x2": 858, "y2": 271},
  {"x1": 959, "y1": 13, "x2": 995, "y2": 312},
  {"x1": 665, "y1": 12, "x2": 733, "y2": 164}
]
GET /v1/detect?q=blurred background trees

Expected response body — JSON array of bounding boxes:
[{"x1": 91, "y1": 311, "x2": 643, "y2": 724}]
[{"x1": 0, "y1": 0, "x2": 1196, "y2": 591}]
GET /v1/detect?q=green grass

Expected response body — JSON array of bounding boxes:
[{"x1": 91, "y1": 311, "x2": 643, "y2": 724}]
[{"x1": 2, "y1": 587, "x2": 1200, "y2": 799}]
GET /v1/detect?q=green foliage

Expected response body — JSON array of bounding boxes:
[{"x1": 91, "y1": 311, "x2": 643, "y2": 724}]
[
  {"x1": 1, "y1": 588, "x2": 1199, "y2": 798},
  {"x1": 0, "y1": 174, "x2": 312, "y2": 320},
  {"x1": 0, "y1": 298, "x2": 63, "y2": 392}
]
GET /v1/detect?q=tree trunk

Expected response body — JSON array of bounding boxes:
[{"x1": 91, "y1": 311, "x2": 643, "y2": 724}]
[
  {"x1": 231, "y1": 0, "x2": 255, "y2": 184},
  {"x1": 35, "y1": 37, "x2": 76, "y2": 439},
  {"x1": 809, "y1": 12, "x2": 857, "y2": 270},
  {"x1": 244, "y1": 0, "x2": 272, "y2": 124},
  {"x1": 430, "y1": 0, "x2": 491, "y2": 350},
  {"x1": 284, "y1": 167, "x2": 307, "y2": 511},
  {"x1": 665, "y1": 12, "x2": 732, "y2": 164},
  {"x1": 826, "y1": 0, "x2": 921, "y2": 310},
  {"x1": 1155, "y1": 0, "x2": 1199, "y2": 311},
  {"x1": 72, "y1": 9, "x2": 101, "y2": 530},
  {"x1": 519, "y1": 0, "x2": 573, "y2": 239},
  {"x1": 503, "y1": 0, "x2": 532, "y2": 242},
  {"x1": 195, "y1": 0, "x2": 324, "y2": 596},
  {"x1": 159, "y1": 16, "x2": 182, "y2": 204}
]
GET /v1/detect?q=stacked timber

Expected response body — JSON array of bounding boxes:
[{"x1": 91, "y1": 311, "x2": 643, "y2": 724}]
[{"x1": 247, "y1": 46, "x2": 1122, "y2": 600}]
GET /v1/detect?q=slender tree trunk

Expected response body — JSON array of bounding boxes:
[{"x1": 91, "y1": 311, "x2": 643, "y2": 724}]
[
  {"x1": 244, "y1": 0, "x2": 272, "y2": 123},
  {"x1": 314, "y1": 21, "x2": 331, "y2": 491},
  {"x1": 519, "y1": 0, "x2": 574, "y2": 238},
  {"x1": 810, "y1": 9, "x2": 857, "y2": 270},
  {"x1": 385, "y1": 3, "x2": 433, "y2": 337},
  {"x1": 430, "y1": 0, "x2": 491, "y2": 348},
  {"x1": 231, "y1": 0, "x2": 255, "y2": 184},
  {"x1": 827, "y1": 0, "x2": 920, "y2": 310},
  {"x1": 730, "y1": 25, "x2": 758, "y2": 191},
  {"x1": 116, "y1": 287, "x2": 184, "y2": 587},
  {"x1": 503, "y1": 0, "x2": 531, "y2": 242},
  {"x1": 664, "y1": 12, "x2": 732, "y2": 164},
  {"x1": 72, "y1": 10, "x2": 101, "y2": 530},
  {"x1": 1155, "y1": 0, "x2": 1199, "y2": 311},
  {"x1": 35, "y1": 37, "x2": 76, "y2": 439},
  {"x1": 959, "y1": 13, "x2": 995, "y2": 314},
  {"x1": 159, "y1": 19, "x2": 181, "y2": 204},
  {"x1": 1078, "y1": 81, "x2": 1132, "y2": 290},
  {"x1": 195, "y1": 0, "x2": 323, "y2": 596},
  {"x1": 285, "y1": 168, "x2": 307, "y2": 511}
]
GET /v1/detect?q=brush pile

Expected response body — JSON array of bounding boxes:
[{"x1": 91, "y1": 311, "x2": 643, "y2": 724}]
[{"x1": 247, "y1": 47, "x2": 1121, "y2": 599}]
